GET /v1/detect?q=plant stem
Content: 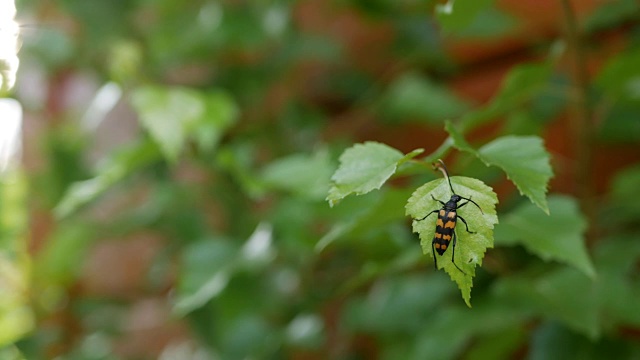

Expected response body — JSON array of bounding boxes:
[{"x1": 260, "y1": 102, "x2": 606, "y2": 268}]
[{"x1": 559, "y1": 0, "x2": 596, "y2": 244}]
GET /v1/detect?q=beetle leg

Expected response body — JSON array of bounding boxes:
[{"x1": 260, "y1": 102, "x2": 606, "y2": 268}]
[
  {"x1": 451, "y1": 231, "x2": 466, "y2": 275},
  {"x1": 417, "y1": 209, "x2": 439, "y2": 221},
  {"x1": 432, "y1": 241, "x2": 438, "y2": 270},
  {"x1": 430, "y1": 194, "x2": 446, "y2": 207},
  {"x1": 457, "y1": 215, "x2": 475, "y2": 234}
]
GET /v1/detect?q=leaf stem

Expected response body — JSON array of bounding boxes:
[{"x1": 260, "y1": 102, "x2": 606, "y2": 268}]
[
  {"x1": 560, "y1": 0, "x2": 596, "y2": 245},
  {"x1": 422, "y1": 136, "x2": 453, "y2": 163}
]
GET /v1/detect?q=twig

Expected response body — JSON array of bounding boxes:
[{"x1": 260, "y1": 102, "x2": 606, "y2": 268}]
[{"x1": 559, "y1": 0, "x2": 596, "y2": 244}]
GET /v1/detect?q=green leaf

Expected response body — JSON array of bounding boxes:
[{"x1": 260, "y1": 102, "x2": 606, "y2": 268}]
[
  {"x1": 486, "y1": 63, "x2": 553, "y2": 112},
  {"x1": 216, "y1": 144, "x2": 264, "y2": 198},
  {"x1": 446, "y1": 122, "x2": 553, "y2": 214},
  {"x1": 598, "y1": 103, "x2": 640, "y2": 143},
  {"x1": 405, "y1": 176, "x2": 498, "y2": 306},
  {"x1": 346, "y1": 188, "x2": 416, "y2": 237},
  {"x1": 493, "y1": 235, "x2": 640, "y2": 340},
  {"x1": 531, "y1": 270, "x2": 598, "y2": 339},
  {"x1": 380, "y1": 73, "x2": 471, "y2": 123},
  {"x1": 193, "y1": 91, "x2": 238, "y2": 152},
  {"x1": 449, "y1": 7, "x2": 517, "y2": 39},
  {"x1": 343, "y1": 274, "x2": 455, "y2": 333},
  {"x1": 35, "y1": 223, "x2": 95, "y2": 286},
  {"x1": 477, "y1": 136, "x2": 552, "y2": 214},
  {"x1": 436, "y1": 0, "x2": 494, "y2": 32},
  {"x1": 131, "y1": 86, "x2": 206, "y2": 162},
  {"x1": 410, "y1": 303, "x2": 527, "y2": 359},
  {"x1": 596, "y1": 48, "x2": 640, "y2": 102},
  {"x1": 529, "y1": 322, "x2": 640, "y2": 360},
  {"x1": 54, "y1": 140, "x2": 160, "y2": 218},
  {"x1": 0, "y1": 346, "x2": 26, "y2": 360},
  {"x1": 460, "y1": 63, "x2": 553, "y2": 131},
  {"x1": 593, "y1": 236, "x2": 640, "y2": 330},
  {"x1": 493, "y1": 268, "x2": 599, "y2": 339},
  {"x1": 317, "y1": 188, "x2": 414, "y2": 253},
  {"x1": 608, "y1": 164, "x2": 640, "y2": 223},
  {"x1": 174, "y1": 238, "x2": 237, "y2": 315},
  {"x1": 261, "y1": 150, "x2": 333, "y2": 200},
  {"x1": 445, "y1": 121, "x2": 475, "y2": 153},
  {"x1": 131, "y1": 86, "x2": 237, "y2": 161},
  {"x1": 327, "y1": 142, "x2": 422, "y2": 206},
  {"x1": 494, "y1": 195, "x2": 595, "y2": 278},
  {"x1": 466, "y1": 327, "x2": 526, "y2": 360},
  {"x1": 584, "y1": 0, "x2": 640, "y2": 33},
  {"x1": 0, "y1": 171, "x2": 33, "y2": 347},
  {"x1": 220, "y1": 315, "x2": 274, "y2": 359}
]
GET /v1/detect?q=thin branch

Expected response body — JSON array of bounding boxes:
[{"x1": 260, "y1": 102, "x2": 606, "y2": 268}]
[{"x1": 559, "y1": 0, "x2": 597, "y2": 244}]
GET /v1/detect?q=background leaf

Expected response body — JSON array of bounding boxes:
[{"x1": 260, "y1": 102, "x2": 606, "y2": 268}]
[
  {"x1": 607, "y1": 165, "x2": 640, "y2": 224},
  {"x1": 131, "y1": 86, "x2": 205, "y2": 162},
  {"x1": 493, "y1": 234, "x2": 640, "y2": 341},
  {"x1": 174, "y1": 238, "x2": 237, "y2": 316},
  {"x1": 493, "y1": 268, "x2": 600, "y2": 339},
  {"x1": 54, "y1": 140, "x2": 160, "y2": 218},
  {"x1": 494, "y1": 195, "x2": 594, "y2": 278},
  {"x1": 193, "y1": 91, "x2": 239, "y2": 152},
  {"x1": 595, "y1": 48, "x2": 640, "y2": 102},
  {"x1": 12, "y1": 0, "x2": 640, "y2": 357},
  {"x1": 379, "y1": 73, "x2": 472, "y2": 123},
  {"x1": 460, "y1": 63, "x2": 553, "y2": 131},
  {"x1": 34, "y1": 223, "x2": 95, "y2": 286},
  {"x1": 0, "y1": 172, "x2": 32, "y2": 347},
  {"x1": 131, "y1": 86, "x2": 237, "y2": 161},
  {"x1": 405, "y1": 176, "x2": 498, "y2": 306},
  {"x1": 436, "y1": 0, "x2": 495, "y2": 32},
  {"x1": 261, "y1": 150, "x2": 333, "y2": 201},
  {"x1": 445, "y1": 120, "x2": 475, "y2": 153}
]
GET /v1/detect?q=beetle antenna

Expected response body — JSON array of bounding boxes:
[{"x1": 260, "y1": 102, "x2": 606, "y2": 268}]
[
  {"x1": 459, "y1": 196, "x2": 484, "y2": 214},
  {"x1": 433, "y1": 159, "x2": 455, "y2": 195}
]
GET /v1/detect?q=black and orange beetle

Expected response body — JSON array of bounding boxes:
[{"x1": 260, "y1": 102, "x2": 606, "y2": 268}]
[{"x1": 417, "y1": 160, "x2": 483, "y2": 274}]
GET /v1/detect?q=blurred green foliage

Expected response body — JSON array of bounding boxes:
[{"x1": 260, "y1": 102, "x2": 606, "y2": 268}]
[{"x1": 2, "y1": 0, "x2": 640, "y2": 358}]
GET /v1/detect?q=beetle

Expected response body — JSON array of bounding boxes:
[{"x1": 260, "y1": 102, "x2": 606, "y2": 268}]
[{"x1": 417, "y1": 160, "x2": 483, "y2": 274}]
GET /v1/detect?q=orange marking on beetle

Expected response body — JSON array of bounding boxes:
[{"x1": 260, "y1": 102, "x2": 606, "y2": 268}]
[
  {"x1": 434, "y1": 243, "x2": 441, "y2": 249},
  {"x1": 441, "y1": 244, "x2": 447, "y2": 250},
  {"x1": 442, "y1": 234, "x2": 451, "y2": 241},
  {"x1": 447, "y1": 212, "x2": 456, "y2": 219},
  {"x1": 435, "y1": 233, "x2": 442, "y2": 239},
  {"x1": 444, "y1": 221, "x2": 456, "y2": 229},
  {"x1": 436, "y1": 219, "x2": 444, "y2": 227},
  {"x1": 439, "y1": 210, "x2": 445, "y2": 217}
]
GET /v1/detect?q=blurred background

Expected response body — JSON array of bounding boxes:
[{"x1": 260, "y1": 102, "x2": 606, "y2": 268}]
[{"x1": 1, "y1": 0, "x2": 640, "y2": 359}]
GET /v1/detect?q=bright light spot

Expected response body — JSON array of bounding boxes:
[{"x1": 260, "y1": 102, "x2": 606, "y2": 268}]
[
  {"x1": 0, "y1": 0, "x2": 20, "y2": 92},
  {"x1": 173, "y1": 271, "x2": 230, "y2": 315},
  {"x1": 242, "y1": 222, "x2": 274, "y2": 263},
  {"x1": 159, "y1": 341, "x2": 211, "y2": 360},
  {"x1": 273, "y1": 268, "x2": 299, "y2": 295},
  {"x1": 81, "y1": 82, "x2": 123, "y2": 132},
  {"x1": 263, "y1": 6, "x2": 288, "y2": 37},
  {"x1": 80, "y1": 333, "x2": 112, "y2": 359},
  {"x1": 0, "y1": 98, "x2": 22, "y2": 172},
  {"x1": 549, "y1": 39, "x2": 566, "y2": 60},
  {"x1": 436, "y1": 0, "x2": 455, "y2": 15},
  {"x1": 627, "y1": 77, "x2": 640, "y2": 99},
  {"x1": 286, "y1": 314, "x2": 323, "y2": 344},
  {"x1": 198, "y1": 2, "x2": 223, "y2": 31}
]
